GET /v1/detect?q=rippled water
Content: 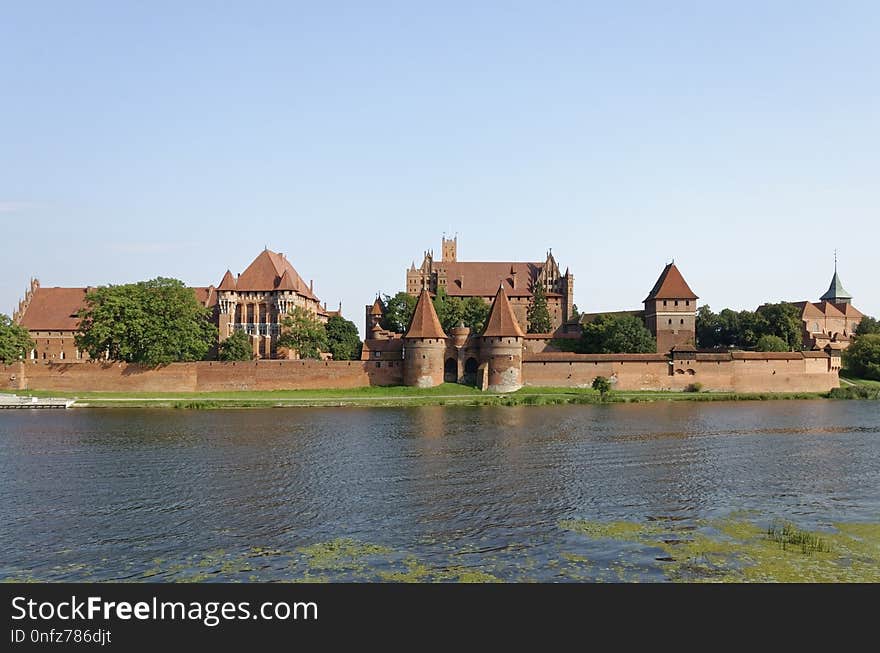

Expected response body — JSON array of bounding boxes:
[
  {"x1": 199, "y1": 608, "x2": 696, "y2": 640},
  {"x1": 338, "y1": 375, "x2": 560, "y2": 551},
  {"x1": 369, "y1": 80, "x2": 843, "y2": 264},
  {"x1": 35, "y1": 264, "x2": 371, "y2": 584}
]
[{"x1": 1, "y1": 401, "x2": 878, "y2": 581}]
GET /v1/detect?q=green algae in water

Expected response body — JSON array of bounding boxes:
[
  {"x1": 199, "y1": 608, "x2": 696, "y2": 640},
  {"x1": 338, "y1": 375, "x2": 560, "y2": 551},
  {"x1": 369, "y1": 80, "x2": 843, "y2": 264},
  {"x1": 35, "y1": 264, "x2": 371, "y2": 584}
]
[{"x1": 560, "y1": 517, "x2": 880, "y2": 582}]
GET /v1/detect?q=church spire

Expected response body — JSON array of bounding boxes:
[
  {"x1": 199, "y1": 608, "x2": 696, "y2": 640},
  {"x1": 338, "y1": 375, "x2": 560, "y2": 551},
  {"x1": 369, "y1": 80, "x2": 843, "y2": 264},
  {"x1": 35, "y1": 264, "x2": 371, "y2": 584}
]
[{"x1": 820, "y1": 252, "x2": 852, "y2": 304}]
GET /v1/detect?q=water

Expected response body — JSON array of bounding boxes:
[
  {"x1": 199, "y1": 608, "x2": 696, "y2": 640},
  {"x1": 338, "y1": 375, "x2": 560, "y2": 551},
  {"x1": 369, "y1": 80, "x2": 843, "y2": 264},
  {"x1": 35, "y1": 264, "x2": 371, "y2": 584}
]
[{"x1": 1, "y1": 401, "x2": 878, "y2": 582}]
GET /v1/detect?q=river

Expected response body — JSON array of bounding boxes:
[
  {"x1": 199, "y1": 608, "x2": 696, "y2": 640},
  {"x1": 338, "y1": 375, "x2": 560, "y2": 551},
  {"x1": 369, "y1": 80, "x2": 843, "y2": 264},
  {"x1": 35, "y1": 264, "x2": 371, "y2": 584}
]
[{"x1": 1, "y1": 401, "x2": 878, "y2": 582}]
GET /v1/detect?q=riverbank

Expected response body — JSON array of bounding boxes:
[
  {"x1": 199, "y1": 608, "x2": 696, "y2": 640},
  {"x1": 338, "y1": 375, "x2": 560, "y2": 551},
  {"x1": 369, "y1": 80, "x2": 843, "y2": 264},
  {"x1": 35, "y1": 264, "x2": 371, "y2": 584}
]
[{"x1": 10, "y1": 383, "x2": 847, "y2": 408}]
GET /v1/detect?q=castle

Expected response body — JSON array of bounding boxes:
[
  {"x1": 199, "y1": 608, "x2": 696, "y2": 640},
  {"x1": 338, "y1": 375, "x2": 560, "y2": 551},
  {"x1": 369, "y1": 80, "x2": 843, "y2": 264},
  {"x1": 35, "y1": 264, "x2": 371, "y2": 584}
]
[
  {"x1": 6, "y1": 238, "x2": 855, "y2": 396},
  {"x1": 363, "y1": 259, "x2": 706, "y2": 392},
  {"x1": 12, "y1": 249, "x2": 338, "y2": 362},
  {"x1": 405, "y1": 236, "x2": 575, "y2": 333}
]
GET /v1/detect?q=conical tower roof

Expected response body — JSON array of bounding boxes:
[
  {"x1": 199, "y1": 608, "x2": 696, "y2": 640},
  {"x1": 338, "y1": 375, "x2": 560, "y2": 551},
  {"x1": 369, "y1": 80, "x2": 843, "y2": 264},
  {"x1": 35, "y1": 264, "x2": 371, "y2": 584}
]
[
  {"x1": 218, "y1": 269, "x2": 237, "y2": 290},
  {"x1": 370, "y1": 296, "x2": 385, "y2": 316},
  {"x1": 405, "y1": 288, "x2": 447, "y2": 339},
  {"x1": 820, "y1": 269, "x2": 852, "y2": 303},
  {"x1": 482, "y1": 285, "x2": 525, "y2": 338}
]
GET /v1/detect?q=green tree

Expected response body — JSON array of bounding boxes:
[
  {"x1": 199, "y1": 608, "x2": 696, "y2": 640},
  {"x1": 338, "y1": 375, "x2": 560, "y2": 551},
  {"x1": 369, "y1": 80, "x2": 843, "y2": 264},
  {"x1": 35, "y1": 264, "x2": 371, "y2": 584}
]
[
  {"x1": 75, "y1": 278, "x2": 216, "y2": 365},
  {"x1": 592, "y1": 375, "x2": 612, "y2": 399},
  {"x1": 382, "y1": 292, "x2": 417, "y2": 333},
  {"x1": 218, "y1": 329, "x2": 253, "y2": 361},
  {"x1": 696, "y1": 305, "x2": 721, "y2": 349},
  {"x1": 755, "y1": 334, "x2": 789, "y2": 352},
  {"x1": 0, "y1": 314, "x2": 34, "y2": 364},
  {"x1": 277, "y1": 306, "x2": 328, "y2": 359},
  {"x1": 527, "y1": 284, "x2": 553, "y2": 334},
  {"x1": 756, "y1": 302, "x2": 802, "y2": 351},
  {"x1": 326, "y1": 315, "x2": 362, "y2": 361},
  {"x1": 580, "y1": 314, "x2": 656, "y2": 354},
  {"x1": 461, "y1": 296, "x2": 490, "y2": 333},
  {"x1": 843, "y1": 334, "x2": 880, "y2": 381},
  {"x1": 855, "y1": 316, "x2": 880, "y2": 336},
  {"x1": 432, "y1": 288, "x2": 464, "y2": 333}
]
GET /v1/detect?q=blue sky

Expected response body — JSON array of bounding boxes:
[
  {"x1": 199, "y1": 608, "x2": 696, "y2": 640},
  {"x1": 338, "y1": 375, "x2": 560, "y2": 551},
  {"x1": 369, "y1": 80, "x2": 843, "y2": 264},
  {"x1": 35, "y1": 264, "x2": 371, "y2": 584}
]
[{"x1": 2, "y1": 1, "x2": 877, "y2": 336}]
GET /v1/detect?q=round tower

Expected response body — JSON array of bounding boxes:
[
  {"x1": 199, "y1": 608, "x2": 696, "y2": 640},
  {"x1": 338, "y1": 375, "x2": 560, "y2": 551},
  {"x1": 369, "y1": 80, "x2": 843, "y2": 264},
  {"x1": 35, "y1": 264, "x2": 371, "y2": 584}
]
[
  {"x1": 481, "y1": 285, "x2": 525, "y2": 392},
  {"x1": 403, "y1": 288, "x2": 448, "y2": 388}
]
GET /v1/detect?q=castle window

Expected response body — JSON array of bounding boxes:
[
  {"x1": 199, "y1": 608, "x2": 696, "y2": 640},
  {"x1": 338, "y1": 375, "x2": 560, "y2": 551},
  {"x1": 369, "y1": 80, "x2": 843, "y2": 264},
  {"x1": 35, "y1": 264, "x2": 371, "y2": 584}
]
[
  {"x1": 674, "y1": 300, "x2": 679, "y2": 306},
  {"x1": 663, "y1": 300, "x2": 667, "y2": 307},
  {"x1": 686, "y1": 300, "x2": 690, "y2": 306},
  {"x1": 668, "y1": 319, "x2": 672, "y2": 325},
  {"x1": 680, "y1": 319, "x2": 684, "y2": 325}
]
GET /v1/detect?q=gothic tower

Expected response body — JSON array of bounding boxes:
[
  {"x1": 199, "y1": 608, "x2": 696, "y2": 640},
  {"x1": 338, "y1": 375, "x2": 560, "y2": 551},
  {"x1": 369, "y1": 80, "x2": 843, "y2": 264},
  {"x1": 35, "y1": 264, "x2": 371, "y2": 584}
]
[{"x1": 643, "y1": 262, "x2": 698, "y2": 352}]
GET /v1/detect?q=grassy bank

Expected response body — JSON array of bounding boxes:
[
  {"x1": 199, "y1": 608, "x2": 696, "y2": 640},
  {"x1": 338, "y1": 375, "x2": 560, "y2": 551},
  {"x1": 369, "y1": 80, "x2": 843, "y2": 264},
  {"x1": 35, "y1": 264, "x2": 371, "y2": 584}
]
[{"x1": 10, "y1": 383, "x2": 837, "y2": 408}]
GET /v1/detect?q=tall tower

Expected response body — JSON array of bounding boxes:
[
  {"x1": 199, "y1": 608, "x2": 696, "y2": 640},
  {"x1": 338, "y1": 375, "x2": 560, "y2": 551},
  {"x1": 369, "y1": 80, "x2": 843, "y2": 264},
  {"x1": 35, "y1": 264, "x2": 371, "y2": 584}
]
[
  {"x1": 403, "y1": 288, "x2": 448, "y2": 388},
  {"x1": 643, "y1": 262, "x2": 698, "y2": 352},
  {"x1": 481, "y1": 285, "x2": 525, "y2": 392},
  {"x1": 441, "y1": 235, "x2": 457, "y2": 262}
]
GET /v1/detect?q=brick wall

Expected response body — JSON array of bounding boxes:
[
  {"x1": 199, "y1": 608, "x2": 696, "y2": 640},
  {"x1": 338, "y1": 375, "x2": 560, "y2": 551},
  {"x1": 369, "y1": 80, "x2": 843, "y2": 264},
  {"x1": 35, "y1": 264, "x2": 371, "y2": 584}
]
[
  {"x1": 5, "y1": 360, "x2": 402, "y2": 393},
  {"x1": 2, "y1": 351, "x2": 838, "y2": 394},
  {"x1": 521, "y1": 352, "x2": 839, "y2": 393}
]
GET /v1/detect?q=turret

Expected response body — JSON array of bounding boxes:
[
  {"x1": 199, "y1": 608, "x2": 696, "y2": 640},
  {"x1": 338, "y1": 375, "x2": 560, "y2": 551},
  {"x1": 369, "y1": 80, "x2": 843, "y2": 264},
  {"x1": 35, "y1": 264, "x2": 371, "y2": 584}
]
[
  {"x1": 481, "y1": 285, "x2": 525, "y2": 392},
  {"x1": 403, "y1": 288, "x2": 448, "y2": 387}
]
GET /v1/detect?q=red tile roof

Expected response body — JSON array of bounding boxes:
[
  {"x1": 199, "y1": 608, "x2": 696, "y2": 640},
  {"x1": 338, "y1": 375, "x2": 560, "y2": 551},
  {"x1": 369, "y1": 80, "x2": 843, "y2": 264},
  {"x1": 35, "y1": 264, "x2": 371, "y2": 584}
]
[
  {"x1": 482, "y1": 285, "x2": 526, "y2": 338},
  {"x1": 217, "y1": 270, "x2": 237, "y2": 290},
  {"x1": 405, "y1": 288, "x2": 447, "y2": 339},
  {"x1": 834, "y1": 303, "x2": 863, "y2": 318},
  {"x1": 231, "y1": 249, "x2": 318, "y2": 300},
  {"x1": 439, "y1": 261, "x2": 561, "y2": 297},
  {"x1": 644, "y1": 263, "x2": 698, "y2": 301},
  {"x1": 16, "y1": 287, "x2": 90, "y2": 331},
  {"x1": 18, "y1": 286, "x2": 217, "y2": 331},
  {"x1": 370, "y1": 297, "x2": 385, "y2": 316}
]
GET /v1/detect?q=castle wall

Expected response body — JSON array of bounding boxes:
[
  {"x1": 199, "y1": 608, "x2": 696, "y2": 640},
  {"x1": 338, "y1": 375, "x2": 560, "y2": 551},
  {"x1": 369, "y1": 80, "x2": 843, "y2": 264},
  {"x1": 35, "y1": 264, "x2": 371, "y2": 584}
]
[
  {"x1": 521, "y1": 352, "x2": 839, "y2": 393},
  {"x1": 1, "y1": 351, "x2": 838, "y2": 395},
  {"x1": 3, "y1": 360, "x2": 403, "y2": 393}
]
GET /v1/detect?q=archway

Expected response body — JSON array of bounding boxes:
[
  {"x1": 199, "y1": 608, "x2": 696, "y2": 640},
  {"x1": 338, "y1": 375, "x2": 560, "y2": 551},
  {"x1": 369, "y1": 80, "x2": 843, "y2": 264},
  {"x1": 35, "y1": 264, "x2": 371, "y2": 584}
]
[
  {"x1": 463, "y1": 357, "x2": 479, "y2": 386},
  {"x1": 444, "y1": 358, "x2": 458, "y2": 383}
]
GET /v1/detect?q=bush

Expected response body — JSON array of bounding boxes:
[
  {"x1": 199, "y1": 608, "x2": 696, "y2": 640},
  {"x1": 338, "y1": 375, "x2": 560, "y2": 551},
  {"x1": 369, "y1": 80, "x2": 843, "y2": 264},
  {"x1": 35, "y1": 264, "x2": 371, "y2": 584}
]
[
  {"x1": 592, "y1": 376, "x2": 612, "y2": 397},
  {"x1": 684, "y1": 382, "x2": 703, "y2": 393},
  {"x1": 828, "y1": 385, "x2": 880, "y2": 400}
]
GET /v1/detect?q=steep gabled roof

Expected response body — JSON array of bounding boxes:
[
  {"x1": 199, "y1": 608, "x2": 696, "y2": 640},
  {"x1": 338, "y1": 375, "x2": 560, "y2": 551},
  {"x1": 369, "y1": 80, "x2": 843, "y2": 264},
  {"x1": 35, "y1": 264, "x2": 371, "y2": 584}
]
[
  {"x1": 405, "y1": 288, "x2": 447, "y2": 339},
  {"x1": 276, "y1": 269, "x2": 296, "y2": 291},
  {"x1": 370, "y1": 297, "x2": 385, "y2": 316},
  {"x1": 815, "y1": 301, "x2": 845, "y2": 318},
  {"x1": 217, "y1": 270, "x2": 237, "y2": 290},
  {"x1": 835, "y1": 303, "x2": 863, "y2": 318},
  {"x1": 482, "y1": 285, "x2": 526, "y2": 338},
  {"x1": 820, "y1": 270, "x2": 852, "y2": 302},
  {"x1": 644, "y1": 263, "x2": 698, "y2": 302},
  {"x1": 791, "y1": 301, "x2": 824, "y2": 319},
  {"x1": 16, "y1": 287, "x2": 90, "y2": 331},
  {"x1": 439, "y1": 261, "x2": 561, "y2": 298},
  {"x1": 233, "y1": 249, "x2": 318, "y2": 300}
]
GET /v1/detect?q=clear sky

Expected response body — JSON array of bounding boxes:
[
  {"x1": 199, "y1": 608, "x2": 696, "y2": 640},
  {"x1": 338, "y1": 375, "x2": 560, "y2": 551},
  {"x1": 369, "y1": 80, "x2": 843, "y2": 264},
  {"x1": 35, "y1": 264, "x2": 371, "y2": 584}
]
[{"x1": 2, "y1": 1, "x2": 877, "y2": 336}]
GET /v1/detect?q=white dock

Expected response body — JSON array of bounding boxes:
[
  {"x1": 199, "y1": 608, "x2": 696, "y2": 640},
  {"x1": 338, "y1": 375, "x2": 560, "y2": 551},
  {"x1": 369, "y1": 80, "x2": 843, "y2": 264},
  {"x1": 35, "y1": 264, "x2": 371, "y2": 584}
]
[{"x1": 0, "y1": 394, "x2": 75, "y2": 409}]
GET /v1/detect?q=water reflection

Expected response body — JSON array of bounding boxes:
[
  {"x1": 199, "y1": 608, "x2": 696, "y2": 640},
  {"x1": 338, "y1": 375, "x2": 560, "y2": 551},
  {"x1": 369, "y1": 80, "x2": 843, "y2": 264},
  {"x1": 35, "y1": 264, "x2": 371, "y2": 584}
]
[{"x1": 0, "y1": 400, "x2": 877, "y2": 581}]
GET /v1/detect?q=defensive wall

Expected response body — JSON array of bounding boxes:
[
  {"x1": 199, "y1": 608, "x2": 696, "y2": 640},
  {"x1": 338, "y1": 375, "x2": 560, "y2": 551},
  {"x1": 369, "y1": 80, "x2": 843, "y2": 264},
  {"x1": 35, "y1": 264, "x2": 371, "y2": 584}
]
[
  {"x1": 1, "y1": 350, "x2": 839, "y2": 394},
  {"x1": 521, "y1": 351, "x2": 839, "y2": 393},
  {"x1": 1, "y1": 360, "x2": 403, "y2": 393}
]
